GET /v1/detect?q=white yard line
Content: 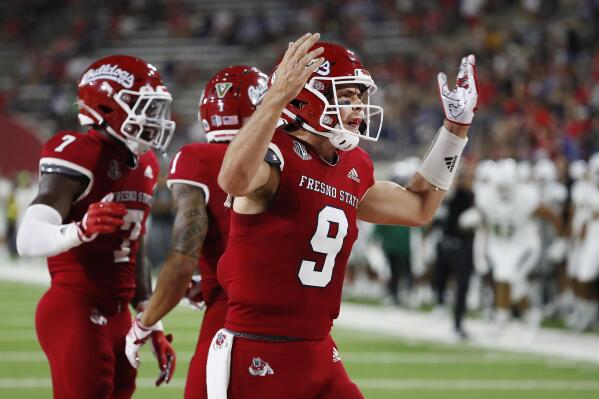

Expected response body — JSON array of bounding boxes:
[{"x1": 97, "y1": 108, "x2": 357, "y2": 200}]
[
  {"x1": 354, "y1": 379, "x2": 599, "y2": 390},
  {"x1": 0, "y1": 260, "x2": 49, "y2": 286},
  {"x1": 337, "y1": 303, "x2": 599, "y2": 364},
  {"x1": 1, "y1": 350, "x2": 596, "y2": 370},
  {"x1": 1, "y1": 378, "x2": 598, "y2": 390},
  {"x1": 2, "y1": 262, "x2": 599, "y2": 364}
]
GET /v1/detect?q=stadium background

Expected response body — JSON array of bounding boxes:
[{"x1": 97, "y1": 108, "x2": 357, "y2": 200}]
[{"x1": 0, "y1": 0, "x2": 598, "y2": 398}]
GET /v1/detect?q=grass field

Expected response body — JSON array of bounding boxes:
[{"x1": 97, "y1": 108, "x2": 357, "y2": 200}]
[{"x1": 0, "y1": 280, "x2": 598, "y2": 399}]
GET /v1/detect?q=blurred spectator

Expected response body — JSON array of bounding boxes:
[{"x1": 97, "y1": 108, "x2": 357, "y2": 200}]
[
  {"x1": 373, "y1": 224, "x2": 414, "y2": 306},
  {"x1": 431, "y1": 165, "x2": 476, "y2": 339}
]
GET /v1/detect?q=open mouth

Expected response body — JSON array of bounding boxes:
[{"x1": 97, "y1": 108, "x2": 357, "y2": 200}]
[{"x1": 345, "y1": 118, "x2": 362, "y2": 132}]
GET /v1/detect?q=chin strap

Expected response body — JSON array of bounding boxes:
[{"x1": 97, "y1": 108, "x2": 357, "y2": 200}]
[
  {"x1": 329, "y1": 132, "x2": 359, "y2": 151},
  {"x1": 283, "y1": 116, "x2": 360, "y2": 151}
]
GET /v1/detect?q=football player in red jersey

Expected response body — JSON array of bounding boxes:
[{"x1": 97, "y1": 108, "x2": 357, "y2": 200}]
[
  {"x1": 210, "y1": 33, "x2": 479, "y2": 398},
  {"x1": 124, "y1": 65, "x2": 268, "y2": 399},
  {"x1": 16, "y1": 55, "x2": 177, "y2": 398}
]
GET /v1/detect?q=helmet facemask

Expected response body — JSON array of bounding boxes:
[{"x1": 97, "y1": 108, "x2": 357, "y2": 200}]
[
  {"x1": 298, "y1": 71, "x2": 383, "y2": 151},
  {"x1": 114, "y1": 85, "x2": 176, "y2": 155}
]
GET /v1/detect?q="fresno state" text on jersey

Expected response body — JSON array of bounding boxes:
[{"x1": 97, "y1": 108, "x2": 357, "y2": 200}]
[{"x1": 298, "y1": 175, "x2": 360, "y2": 208}]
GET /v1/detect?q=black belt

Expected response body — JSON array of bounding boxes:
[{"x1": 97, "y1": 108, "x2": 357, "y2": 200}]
[{"x1": 225, "y1": 329, "x2": 304, "y2": 342}]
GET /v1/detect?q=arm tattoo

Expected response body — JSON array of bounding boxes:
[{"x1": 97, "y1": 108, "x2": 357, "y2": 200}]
[{"x1": 171, "y1": 183, "x2": 209, "y2": 259}]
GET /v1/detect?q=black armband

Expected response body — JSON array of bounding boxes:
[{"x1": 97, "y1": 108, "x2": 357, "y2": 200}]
[{"x1": 264, "y1": 148, "x2": 282, "y2": 167}]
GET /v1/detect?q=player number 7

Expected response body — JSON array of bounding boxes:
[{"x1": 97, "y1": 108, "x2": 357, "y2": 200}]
[
  {"x1": 114, "y1": 209, "x2": 145, "y2": 263},
  {"x1": 54, "y1": 135, "x2": 76, "y2": 152}
]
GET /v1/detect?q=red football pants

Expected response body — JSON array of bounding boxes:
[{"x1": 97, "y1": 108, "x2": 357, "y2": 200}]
[
  {"x1": 184, "y1": 296, "x2": 227, "y2": 399},
  {"x1": 35, "y1": 285, "x2": 136, "y2": 399},
  {"x1": 226, "y1": 334, "x2": 363, "y2": 399}
]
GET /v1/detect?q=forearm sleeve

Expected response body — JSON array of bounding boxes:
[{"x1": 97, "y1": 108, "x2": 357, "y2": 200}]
[
  {"x1": 417, "y1": 126, "x2": 468, "y2": 190},
  {"x1": 16, "y1": 204, "x2": 82, "y2": 257}
]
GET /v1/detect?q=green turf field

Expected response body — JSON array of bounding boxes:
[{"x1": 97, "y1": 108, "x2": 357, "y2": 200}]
[{"x1": 0, "y1": 280, "x2": 598, "y2": 399}]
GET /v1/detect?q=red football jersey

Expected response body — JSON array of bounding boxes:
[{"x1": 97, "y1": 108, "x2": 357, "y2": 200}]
[
  {"x1": 167, "y1": 143, "x2": 230, "y2": 305},
  {"x1": 40, "y1": 129, "x2": 159, "y2": 301},
  {"x1": 218, "y1": 130, "x2": 375, "y2": 339}
]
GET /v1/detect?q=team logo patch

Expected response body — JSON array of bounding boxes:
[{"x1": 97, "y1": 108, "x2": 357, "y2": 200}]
[
  {"x1": 80, "y1": 64, "x2": 134, "y2": 89},
  {"x1": 213, "y1": 332, "x2": 229, "y2": 350},
  {"x1": 108, "y1": 160, "x2": 122, "y2": 180},
  {"x1": 332, "y1": 347, "x2": 341, "y2": 363},
  {"x1": 347, "y1": 168, "x2": 360, "y2": 183},
  {"x1": 293, "y1": 140, "x2": 312, "y2": 160},
  {"x1": 215, "y1": 82, "x2": 233, "y2": 98},
  {"x1": 144, "y1": 166, "x2": 154, "y2": 179},
  {"x1": 248, "y1": 357, "x2": 274, "y2": 376},
  {"x1": 89, "y1": 308, "x2": 107, "y2": 326}
]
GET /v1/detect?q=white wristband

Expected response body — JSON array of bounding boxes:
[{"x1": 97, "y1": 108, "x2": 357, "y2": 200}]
[
  {"x1": 136, "y1": 313, "x2": 164, "y2": 332},
  {"x1": 417, "y1": 126, "x2": 468, "y2": 190},
  {"x1": 16, "y1": 204, "x2": 83, "y2": 257}
]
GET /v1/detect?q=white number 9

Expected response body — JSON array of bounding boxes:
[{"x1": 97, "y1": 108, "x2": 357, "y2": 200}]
[{"x1": 298, "y1": 206, "x2": 348, "y2": 287}]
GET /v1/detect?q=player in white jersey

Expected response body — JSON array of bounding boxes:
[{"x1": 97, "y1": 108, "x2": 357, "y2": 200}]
[
  {"x1": 530, "y1": 158, "x2": 568, "y2": 317},
  {"x1": 567, "y1": 154, "x2": 599, "y2": 331},
  {"x1": 470, "y1": 159, "x2": 495, "y2": 277},
  {"x1": 475, "y1": 159, "x2": 561, "y2": 328}
]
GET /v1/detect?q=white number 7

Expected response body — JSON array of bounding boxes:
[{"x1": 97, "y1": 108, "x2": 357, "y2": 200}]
[
  {"x1": 114, "y1": 209, "x2": 145, "y2": 263},
  {"x1": 54, "y1": 135, "x2": 76, "y2": 152},
  {"x1": 298, "y1": 206, "x2": 348, "y2": 287}
]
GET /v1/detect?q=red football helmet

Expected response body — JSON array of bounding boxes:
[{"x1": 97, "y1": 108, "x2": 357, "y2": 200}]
[
  {"x1": 273, "y1": 42, "x2": 383, "y2": 150},
  {"x1": 77, "y1": 55, "x2": 175, "y2": 155},
  {"x1": 199, "y1": 65, "x2": 268, "y2": 143}
]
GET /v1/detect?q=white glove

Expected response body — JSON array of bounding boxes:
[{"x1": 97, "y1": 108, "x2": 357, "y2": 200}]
[
  {"x1": 438, "y1": 54, "x2": 479, "y2": 126},
  {"x1": 125, "y1": 314, "x2": 163, "y2": 368}
]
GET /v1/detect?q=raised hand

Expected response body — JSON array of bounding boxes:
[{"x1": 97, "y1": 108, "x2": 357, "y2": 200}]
[
  {"x1": 269, "y1": 33, "x2": 325, "y2": 105},
  {"x1": 437, "y1": 54, "x2": 479, "y2": 126}
]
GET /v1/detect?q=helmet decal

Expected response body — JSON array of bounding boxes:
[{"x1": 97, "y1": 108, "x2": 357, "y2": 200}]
[
  {"x1": 215, "y1": 82, "x2": 233, "y2": 98},
  {"x1": 79, "y1": 64, "x2": 135, "y2": 89},
  {"x1": 77, "y1": 55, "x2": 175, "y2": 155},
  {"x1": 199, "y1": 65, "x2": 268, "y2": 143},
  {"x1": 315, "y1": 60, "x2": 331, "y2": 76}
]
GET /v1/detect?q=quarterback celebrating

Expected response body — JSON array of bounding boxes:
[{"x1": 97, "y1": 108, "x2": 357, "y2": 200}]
[
  {"x1": 125, "y1": 65, "x2": 268, "y2": 399},
  {"x1": 210, "y1": 33, "x2": 479, "y2": 398},
  {"x1": 17, "y1": 55, "x2": 176, "y2": 398}
]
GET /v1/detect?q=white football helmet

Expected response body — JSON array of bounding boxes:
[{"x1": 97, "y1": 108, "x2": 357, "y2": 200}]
[
  {"x1": 569, "y1": 159, "x2": 587, "y2": 181},
  {"x1": 533, "y1": 158, "x2": 558, "y2": 184}
]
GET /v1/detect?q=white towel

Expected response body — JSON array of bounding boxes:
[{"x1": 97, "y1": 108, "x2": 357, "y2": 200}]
[{"x1": 206, "y1": 329, "x2": 235, "y2": 399}]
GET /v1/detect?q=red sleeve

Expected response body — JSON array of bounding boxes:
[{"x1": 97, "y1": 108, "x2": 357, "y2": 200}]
[
  {"x1": 40, "y1": 131, "x2": 98, "y2": 175},
  {"x1": 166, "y1": 144, "x2": 210, "y2": 201},
  {"x1": 40, "y1": 131, "x2": 98, "y2": 200}
]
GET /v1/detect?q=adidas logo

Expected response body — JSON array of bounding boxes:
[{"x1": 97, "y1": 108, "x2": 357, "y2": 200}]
[
  {"x1": 444, "y1": 156, "x2": 457, "y2": 172},
  {"x1": 332, "y1": 347, "x2": 341, "y2": 363},
  {"x1": 347, "y1": 168, "x2": 360, "y2": 183},
  {"x1": 144, "y1": 166, "x2": 154, "y2": 179}
]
